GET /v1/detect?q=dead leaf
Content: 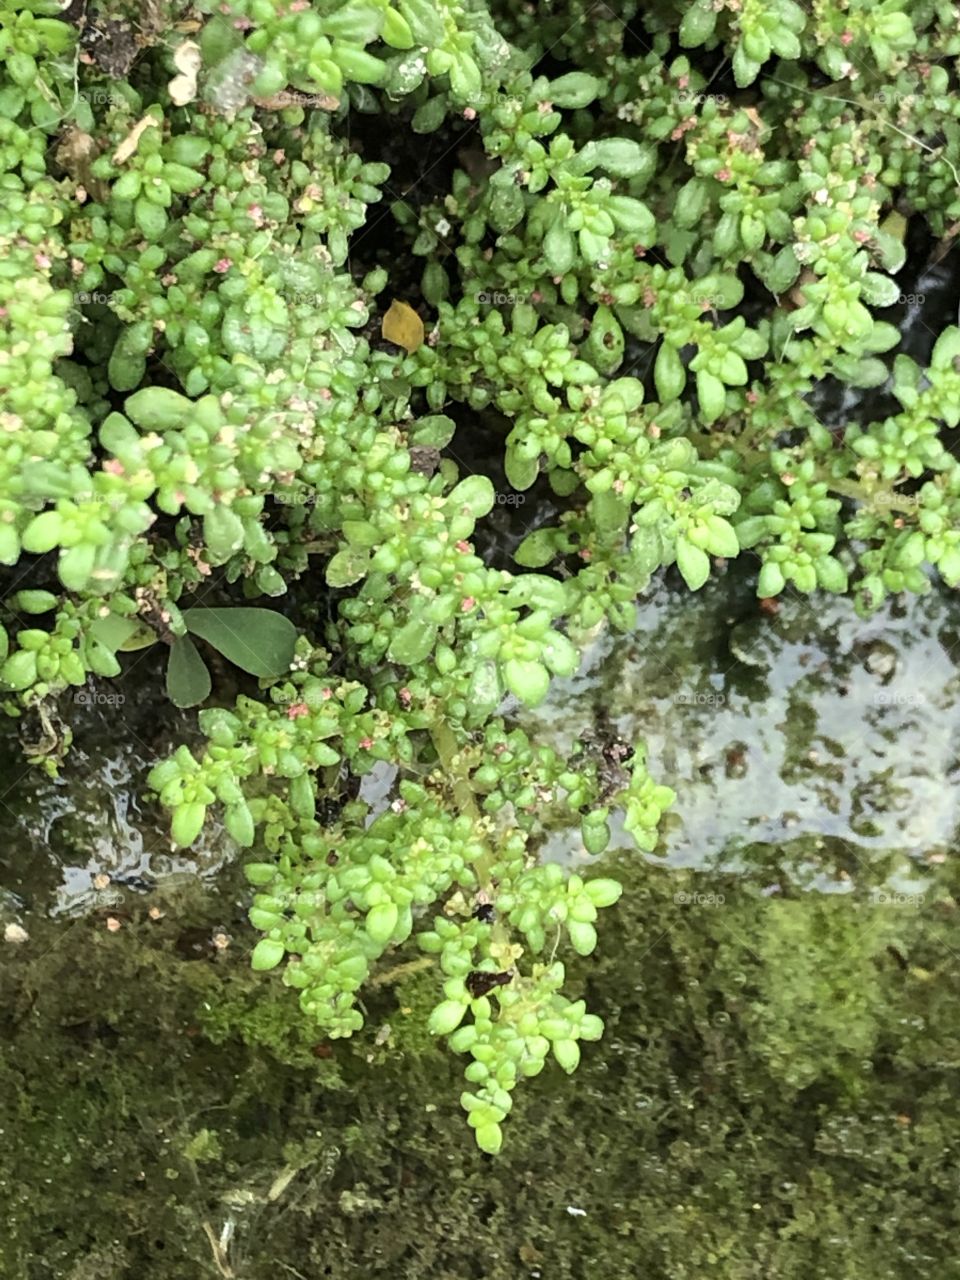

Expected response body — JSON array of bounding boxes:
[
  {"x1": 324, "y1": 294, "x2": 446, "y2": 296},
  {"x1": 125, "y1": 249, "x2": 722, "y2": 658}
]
[
  {"x1": 266, "y1": 1164, "x2": 300, "y2": 1203},
  {"x1": 168, "y1": 40, "x2": 202, "y2": 107},
  {"x1": 113, "y1": 114, "x2": 160, "y2": 164},
  {"x1": 55, "y1": 125, "x2": 109, "y2": 202},
  {"x1": 382, "y1": 300, "x2": 425, "y2": 353}
]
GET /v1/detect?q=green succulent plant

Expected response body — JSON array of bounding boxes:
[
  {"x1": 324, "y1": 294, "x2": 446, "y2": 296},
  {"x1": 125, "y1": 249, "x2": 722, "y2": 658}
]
[{"x1": 2, "y1": 0, "x2": 960, "y2": 1147}]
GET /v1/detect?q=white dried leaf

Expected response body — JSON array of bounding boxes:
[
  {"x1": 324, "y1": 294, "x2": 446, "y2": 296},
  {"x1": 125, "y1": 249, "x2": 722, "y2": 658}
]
[
  {"x1": 113, "y1": 115, "x2": 160, "y2": 164},
  {"x1": 168, "y1": 40, "x2": 202, "y2": 107}
]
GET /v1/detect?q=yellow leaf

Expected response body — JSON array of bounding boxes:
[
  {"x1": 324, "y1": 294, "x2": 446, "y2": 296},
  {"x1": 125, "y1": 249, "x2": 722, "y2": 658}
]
[{"x1": 382, "y1": 300, "x2": 424, "y2": 353}]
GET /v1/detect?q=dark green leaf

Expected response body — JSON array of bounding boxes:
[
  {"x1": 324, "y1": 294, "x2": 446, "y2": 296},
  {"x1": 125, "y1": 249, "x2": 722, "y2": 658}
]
[
  {"x1": 184, "y1": 608, "x2": 296, "y2": 678},
  {"x1": 166, "y1": 634, "x2": 212, "y2": 708}
]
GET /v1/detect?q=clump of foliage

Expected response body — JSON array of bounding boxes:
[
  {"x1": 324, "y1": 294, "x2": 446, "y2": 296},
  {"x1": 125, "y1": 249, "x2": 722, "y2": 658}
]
[{"x1": 2, "y1": 0, "x2": 960, "y2": 1147}]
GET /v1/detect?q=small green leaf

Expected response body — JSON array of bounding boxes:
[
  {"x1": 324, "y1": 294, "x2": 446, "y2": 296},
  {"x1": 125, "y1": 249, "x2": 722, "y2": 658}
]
[
  {"x1": 505, "y1": 444, "x2": 540, "y2": 491},
  {"x1": 448, "y1": 50, "x2": 481, "y2": 101},
  {"x1": 449, "y1": 474, "x2": 495, "y2": 518},
  {"x1": 326, "y1": 546, "x2": 370, "y2": 587},
  {"x1": 676, "y1": 538, "x2": 711, "y2": 591},
  {"x1": 553, "y1": 1038, "x2": 581, "y2": 1073},
  {"x1": 466, "y1": 661, "x2": 501, "y2": 717},
  {"x1": 244, "y1": 863, "x2": 277, "y2": 886},
  {"x1": 502, "y1": 658, "x2": 550, "y2": 706},
  {"x1": 248, "y1": 907, "x2": 282, "y2": 930},
  {"x1": 399, "y1": 0, "x2": 444, "y2": 44},
  {"x1": 587, "y1": 137, "x2": 651, "y2": 178},
  {"x1": 1, "y1": 649, "x2": 37, "y2": 691},
  {"x1": 0, "y1": 524, "x2": 19, "y2": 564},
  {"x1": 13, "y1": 590, "x2": 58, "y2": 614},
  {"x1": 166, "y1": 634, "x2": 212, "y2": 708},
  {"x1": 679, "y1": 0, "x2": 717, "y2": 45},
  {"x1": 815, "y1": 555, "x2": 848, "y2": 593},
  {"x1": 703, "y1": 515, "x2": 739, "y2": 559},
  {"x1": 225, "y1": 802, "x2": 255, "y2": 847},
  {"x1": 203, "y1": 505, "x2": 244, "y2": 562},
  {"x1": 388, "y1": 617, "x2": 438, "y2": 665},
  {"x1": 171, "y1": 801, "x2": 206, "y2": 847},
  {"x1": 543, "y1": 220, "x2": 576, "y2": 275},
  {"x1": 410, "y1": 414, "x2": 455, "y2": 448},
  {"x1": 382, "y1": 6, "x2": 414, "y2": 47},
  {"x1": 475, "y1": 1121, "x2": 503, "y2": 1155},
  {"x1": 584, "y1": 878, "x2": 622, "y2": 908},
  {"x1": 654, "y1": 342, "x2": 686, "y2": 402},
  {"x1": 582, "y1": 816, "x2": 610, "y2": 855},
  {"x1": 429, "y1": 999, "x2": 468, "y2": 1036},
  {"x1": 568, "y1": 920, "x2": 598, "y2": 955},
  {"x1": 58, "y1": 543, "x2": 96, "y2": 592},
  {"x1": 697, "y1": 369, "x2": 726, "y2": 423},
  {"x1": 125, "y1": 386, "x2": 194, "y2": 430},
  {"x1": 134, "y1": 196, "x2": 166, "y2": 240},
  {"x1": 757, "y1": 560, "x2": 785, "y2": 597},
  {"x1": 21, "y1": 510, "x2": 63, "y2": 554},
  {"x1": 366, "y1": 901, "x2": 399, "y2": 944},
  {"x1": 548, "y1": 71, "x2": 601, "y2": 108},
  {"x1": 541, "y1": 631, "x2": 579, "y2": 678},
  {"x1": 251, "y1": 938, "x2": 285, "y2": 971},
  {"x1": 515, "y1": 528, "x2": 559, "y2": 568}
]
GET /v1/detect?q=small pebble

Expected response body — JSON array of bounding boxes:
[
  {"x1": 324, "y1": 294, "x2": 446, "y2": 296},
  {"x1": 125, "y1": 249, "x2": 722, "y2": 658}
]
[{"x1": 4, "y1": 923, "x2": 28, "y2": 944}]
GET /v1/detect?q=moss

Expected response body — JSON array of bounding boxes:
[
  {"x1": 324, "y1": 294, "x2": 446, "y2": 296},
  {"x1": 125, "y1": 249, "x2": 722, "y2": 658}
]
[{"x1": 3, "y1": 855, "x2": 960, "y2": 1279}]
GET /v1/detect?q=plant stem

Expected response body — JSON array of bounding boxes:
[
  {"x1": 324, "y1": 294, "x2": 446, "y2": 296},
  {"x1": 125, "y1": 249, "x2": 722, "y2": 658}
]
[{"x1": 429, "y1": 714, "x2": 496, "y2": 893}]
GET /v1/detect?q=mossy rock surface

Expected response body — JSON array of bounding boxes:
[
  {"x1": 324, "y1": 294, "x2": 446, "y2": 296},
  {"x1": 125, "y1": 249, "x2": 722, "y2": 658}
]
[{"x1": 3, "y1": 854, "x2": 960, "y2": 1279}]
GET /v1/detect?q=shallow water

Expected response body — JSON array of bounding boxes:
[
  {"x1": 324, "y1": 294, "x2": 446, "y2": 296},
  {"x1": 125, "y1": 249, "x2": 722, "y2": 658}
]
[{"x1": 530, "y1": 571, "x2": 960, "y2": 886}]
